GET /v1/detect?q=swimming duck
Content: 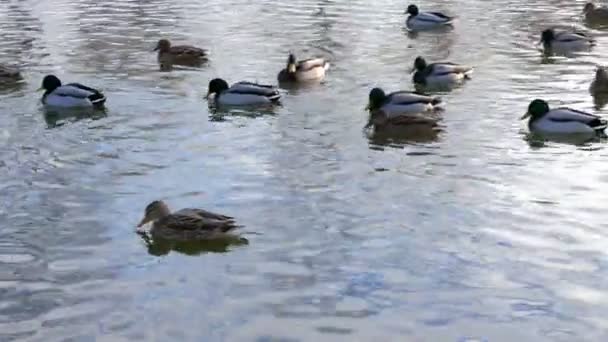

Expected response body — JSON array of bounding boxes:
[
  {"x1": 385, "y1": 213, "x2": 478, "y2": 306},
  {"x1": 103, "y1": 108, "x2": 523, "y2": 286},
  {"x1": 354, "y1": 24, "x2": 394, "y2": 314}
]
[
  {"x1": 405, "y1": 4, "x2": 453, "y2": 31},
  {"x1": 412, "y1": 56, "x2": 472, "y2": 87},
  {"x1": 0, "y1": 64, "x2": 21, "y2": 81},
  {"x1": 584, "y1": 3, "x2": 608, "y2": 24},
  {"x1": 39, "y1": 75, "x2": 106, "y2": 108},
  {"x1": 590, "y1": 66, "x2": 608, "y2": 93},
  {"x1": 521, "y1": 99, "x2": 607, "y2": 135},
  {"x1": 540, "y1": 28, "x2": 594, "y2": 53},
  {"x1": 154, "y1": 39, "x2": 208, "y2": 69},
  {"x1": 277, "y1": 53, "x2": 330, "y2": 83},
  {"x1": 366, "y1": 87, "x2": 441, "y2": 118},
  {"x1": 137, "y1": 200, "x2": 239, "y2": 241},
  {"x1": 206, "y1": 78, "x2": 281, "y2": 106}
]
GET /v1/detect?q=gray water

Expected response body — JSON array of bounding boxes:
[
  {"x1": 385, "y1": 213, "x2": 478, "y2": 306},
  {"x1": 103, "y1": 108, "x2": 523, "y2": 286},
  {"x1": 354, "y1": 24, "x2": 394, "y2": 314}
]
[{"x1": 2, "y1": 0, "x2": 608, "y2": 340}]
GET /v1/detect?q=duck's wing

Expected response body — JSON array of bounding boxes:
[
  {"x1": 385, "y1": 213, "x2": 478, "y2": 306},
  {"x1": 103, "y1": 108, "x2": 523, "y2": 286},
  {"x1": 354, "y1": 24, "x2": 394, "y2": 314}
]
[
  {"x1": 297, "y1": 58, "x2": 328, "y2": 71},
  {"x1": 230, "y1": 82, "x2": 281, "y2": 98},
  {"x1": 388, "y1": 91, "x2": 441, "y2": 105},
  {"x1": 63, "y1": 83, "x2": 106, "y2": 103},
  {"x1": 176, "y1": 208, "x2": 234, "y2": 221},
  {"x1": 430, "y1": 62, "x2": 473, "y2": 74},
  {"x1": 170, "y1": 45, "x2": 207, "y2": 57},
  {"x1": 387, "y1": 114, "x2": 439, "y2": 126},
  {"x1": 418, "y1": 11, "x2": 453, "y2": 23},
  {"x1": 555, "y1": 31, "x2": 592, "y2": 42},
  {"x1": 162, "y1": 213, "x2": 238, "y2": 232},
  {"x1": 548, "y1": 108, "x2": 606, "y2": 127}
]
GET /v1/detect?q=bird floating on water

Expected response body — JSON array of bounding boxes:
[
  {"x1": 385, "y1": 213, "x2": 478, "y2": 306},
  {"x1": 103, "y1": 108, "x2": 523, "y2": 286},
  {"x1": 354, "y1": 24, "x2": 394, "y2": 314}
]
[
  {"x1": 411, "y1": 56, "x2": 472, "y2": 87},
  {"x1": 206, "y1": 78, "x2": 281, "y2": 106},
  {"x1": 405, "y1": 4, "x2": 454, "y2": 31},
  {"x1": 277, "y1": 53, "x2": 330, "y2": 83},
  {"x1": 521, "y1": 99, "x2": 607, "y2": 136},
  {"x1": 154, "y1": 39, "x2": 208, "y2": 70},
  {"x1": 39, "y1": 75, "x2": 106, "y2": 109}
]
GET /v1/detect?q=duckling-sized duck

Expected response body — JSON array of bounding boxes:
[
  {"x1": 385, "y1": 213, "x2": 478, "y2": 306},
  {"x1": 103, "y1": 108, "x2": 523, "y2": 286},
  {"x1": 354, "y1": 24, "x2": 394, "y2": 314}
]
[
  {"x1": 137, "y1": 200, "x2": 240, "y2": 241},
  {"x1": 206, "y1": 78, "x2": 281, "y2": 106},
  {"x1": 590, "y1": 66, "x2": 608, "y2": 93},
  {"x1": 405, "y1": 4, "x2": 453, "y2": 31},
  {"x1": 412, "y1": 56, "x2": 472, "y2": 87},
  {"x1": 0, "y1": 64, "x2": 21, "y2": 82},
  {"x1": 277, "y1": 53, "x2": 330, "y2": 83},
  {"x1": 521, "y1": 99, "x2": 607, "y2": 135},
  {"x1": 154, "y1": 39, "x2": 208, "y2": 69},
  {"x1": 540, "y1": 28, "x2": 594, "y2": 53},
  {"x1": 584, "y1": 3, "x2": 608, "y2": 25},
  {"x1": 367, "y1": 87, "x2": 441, "y2": 117},
  {"x1": 39, "y1": 75, "x2": 106, "y2": 108}
]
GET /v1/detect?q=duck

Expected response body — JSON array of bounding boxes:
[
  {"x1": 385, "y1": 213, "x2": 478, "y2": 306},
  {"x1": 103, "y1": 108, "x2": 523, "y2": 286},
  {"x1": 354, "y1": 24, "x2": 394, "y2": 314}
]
[
  {"x1": 584, "y1": 3, "x2": 608, "y2": 25},
  {"x1": 0, "y1": 64, "x2": 21, "y2": 82},
  {"x1": 590, "y1": 66, "x2": 608, "y2": 94},
  {"x1": 277, "y1": 53, "x2": 330, "y2": 83},
  {"x1": 137, "y1": 200, "x2": 240, "y2": 241},
  {"x1": 405, "y1": 4, "x2": 453, "y2": 31},
  {"x1": 154, "y1": 39, "x2": 208, "y2": 70},
  {"x1": 412, "y1": 56, "x2": 472, "y2": 87},
  {"x1": 39, "y1": 75, "x2": 106, "y2": 108},
  {"x1": 206, "y1": 78, "x2": 281, "y2": 106},
  {"x1": 521, "y1": 99, "x2": 607, "y2": 135},
  {"x1": 366, "y1": 87, "x2": 441, "y2": 118},
  {"x1": 540, "y1": 28, "x2": 594, "y2": 53}
]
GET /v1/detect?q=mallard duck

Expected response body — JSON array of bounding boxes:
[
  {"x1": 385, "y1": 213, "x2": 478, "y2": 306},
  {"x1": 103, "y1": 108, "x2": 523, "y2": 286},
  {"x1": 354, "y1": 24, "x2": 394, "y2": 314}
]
[
  {"x1": 39, "y1": 75, "x2": 106, "y2": 108},
  {"x1": 366, "y1": 88, "x2": 441, "y2": 118},
  {"x1": 584, "y1": 3, "x2": 608, "y2": 24},
  {"x1": 405, "y1": 4, "x2": 453, "y2": 31},
  {"x1": 590, "y1": 66, "x2": 608, "y2": 93},
  {"x1": 540, "y1": 28, "x2": 594, "y2": 53},
  {"x1": 0, "y1": 64, "x2": 21, "y2": 81},
  {"x1": 154, "y1": 39, "x2": 208, "y2": 69},
  {"x1": 277, "y1": 53, "x2": 330, "y2": 83},
  {"x1": 206, "y1": 78, "x2": 281, "y2": 106},
  {"x1": 137, "y1": 200, "x2": 239, "y2": 241},
  {"x1": 412, "y1": 56, "x2": 472, "y2": 87},
  {"x1": 521, "y1": 99, "x2": 607, "y2": 135}
]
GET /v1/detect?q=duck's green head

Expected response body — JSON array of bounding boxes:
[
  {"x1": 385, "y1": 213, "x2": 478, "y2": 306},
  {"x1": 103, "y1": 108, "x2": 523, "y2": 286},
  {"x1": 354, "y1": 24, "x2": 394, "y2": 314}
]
[
  {"x1": 413, "y1": 56, "x2": 427, "y2": 72},
  {"x1": 39, "y1": 75, "x2": 61, "y2": 92},
  {"x1": 154, "y1": 39, "x2": 171, "y2": 52},
  {"x1": 366, "y1": 88, "x2": 387, "y2": 111},
  {"x1": 521, "y1": 99, "x2": 549, "y2": 121},
  {"x1": 540, "y1": 29, "x2": 555, "y2": 45},
  {"x1": 406, "y1": 4, "x2": 419, "y2": 15},
  {"x1": 287, "y1": 53, "x2": 297, "y2": 73},
  {"x1": 584, "y1": 2, "x2": 595, "y2": 13},
  {"x1": 206, "y1": 78, "x2": 229, "y2": 98}
]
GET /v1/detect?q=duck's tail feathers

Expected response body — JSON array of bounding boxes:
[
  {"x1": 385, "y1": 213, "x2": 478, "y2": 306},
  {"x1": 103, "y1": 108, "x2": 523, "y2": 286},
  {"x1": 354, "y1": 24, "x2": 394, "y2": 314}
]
[
  {"x1": 88, "y1": 93, "x2": 106, "y2": 107},
  {"x1": 323, "y1": 62, "x2": 330, "y2": 71}
]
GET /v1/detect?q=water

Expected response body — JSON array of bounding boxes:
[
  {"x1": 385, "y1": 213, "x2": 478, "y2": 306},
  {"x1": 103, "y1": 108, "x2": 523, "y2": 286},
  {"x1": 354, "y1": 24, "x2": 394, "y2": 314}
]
[{"x1": 2, "y1": 0, "x2": 608, "y2": 340}]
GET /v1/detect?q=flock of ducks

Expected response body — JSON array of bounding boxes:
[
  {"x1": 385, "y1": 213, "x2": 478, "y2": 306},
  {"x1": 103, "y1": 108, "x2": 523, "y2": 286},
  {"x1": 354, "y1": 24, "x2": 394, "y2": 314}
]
[{"x1": 3, "y1": 2, "x2": 608, "y2": 244}]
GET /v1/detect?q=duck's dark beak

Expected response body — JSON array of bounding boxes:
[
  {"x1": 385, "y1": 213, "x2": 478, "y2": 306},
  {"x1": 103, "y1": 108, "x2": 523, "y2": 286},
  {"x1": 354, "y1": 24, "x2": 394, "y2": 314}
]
[
  {"x1": 520, "y1": 112, "x2": 531, "y2": 120},
  {"x1": 365, "y1": 103, "x2": 371, "y2": 111},
  {"x1": 153, "y1": 46, "x2": 159, "y2": 52},
  {"x1": 205, "y1": 91, "x2": 212, "y2": 100},
  {"x1": 137, "y1": 216, "x2": 151, "y2": 228}
]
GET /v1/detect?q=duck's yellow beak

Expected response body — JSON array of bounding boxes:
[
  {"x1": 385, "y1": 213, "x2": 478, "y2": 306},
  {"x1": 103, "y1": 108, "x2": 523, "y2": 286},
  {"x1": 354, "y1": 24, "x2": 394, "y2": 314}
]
[
  {"x1": 36, "y1": 87, "x2": 44, "y2": 92},
  {"x1": 288, "y1": 63, "x2": 297, "y2": 73},
  {"x1": 365, "y1": 103, "x2": 371, "y2": 111},
  {"x1": 520, "y1": 112, "x2": 531, "y2": 120}
]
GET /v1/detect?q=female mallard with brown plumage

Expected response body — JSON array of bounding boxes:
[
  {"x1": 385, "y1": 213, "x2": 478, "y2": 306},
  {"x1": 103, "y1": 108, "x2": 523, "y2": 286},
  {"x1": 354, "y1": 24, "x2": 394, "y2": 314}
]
[
  {"x1": 137, "y1": 200, "x2": 240, "y2": 241},
  {"x1": 0, "y1": 64, "x2": 21, "y2": 82},
  {"x1": 153, "y1": 39, "x2": 208, "y2": 70},
  {"x1": 277, "y1": 53, "x2": 329, "y2": 83}
]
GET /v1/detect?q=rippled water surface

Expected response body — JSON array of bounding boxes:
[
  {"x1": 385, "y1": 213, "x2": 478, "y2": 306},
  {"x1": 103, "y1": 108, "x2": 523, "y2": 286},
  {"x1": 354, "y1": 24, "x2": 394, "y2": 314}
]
[{"x1": 3, "y1": 0, "x2": 608, "y2": 340}]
